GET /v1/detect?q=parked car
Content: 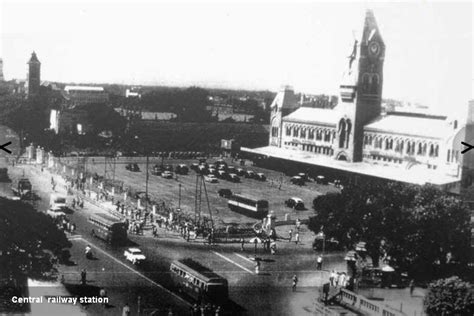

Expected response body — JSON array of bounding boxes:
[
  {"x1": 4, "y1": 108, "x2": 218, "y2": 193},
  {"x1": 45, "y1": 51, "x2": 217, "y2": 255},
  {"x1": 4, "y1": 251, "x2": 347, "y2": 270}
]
[
  {"x1": 217, "y1": 164, "x2": 227, "y2": 171},
  {"x1": 207, "y1": 168, "x2": 217, "y2": 175},
  {"x1": 297, "y1": 173, "x2": 309, "y2": 181},
  {"x1": 46, "y1": 208, "x2": 66, "y2": 219},
  {"x1": 208, "y1": 164, "x2": 216, "y2": 170},
  {"x1": 312, "y1": 236, "x2": 340, "y2": 251},
  {"x1": 216, "y1": 160, "x2": 227, "y2": 168},
  {"x1": 161, "y1": 171, "x2": 174, "y2": 179},
  {"x1": 316, "y1": 175, "x2": 328, "y2": 185},
  {"x1": 244, "y1": 170, "x2": 256, "y2": 178},
  {"x1": 126, "y1": 163, "x2": 140, "y2": 172},
  {"x1": 236, "y1": 168, "x2": 245, "y2": 176},
  {"x1": 226, "y1": 173, "x2": 240, "y2": 183},
  {"x1": 227, "y1": 166, "x2": 236, "y2": 174},
  {"x1": 198, "y1": 165, "x2": 208, "y2": 174},
  {"x1": 190, "y1": 163, "x2": 200, "y2": 171},
  {"x1": 204, "y1": 174, "x2": 219, "y2": 183},
  {"x1": 255, "y1": 173, "x2": 266, "y2": 181},
  {"x1": 124, "y1": 248, "x2": 146, "y2": 265},
  {"x1": 290, "y1": 176, "x2": 305, "y2": 186},
  {"x1": 218, "y1": 188, "x2": 232, "y2": 198},
  {"x1": 217, "y1": 170, "x2": 228, "y2": 179},
  {"x1": 359, "y1": 267, "x2": 409, "y2": 289},
  {"x1": 285, "y1": 197, "x2": 305, "y2": 210},
  {"x1": 175, "y1": 164, "x2": 189, "y2": 175}
]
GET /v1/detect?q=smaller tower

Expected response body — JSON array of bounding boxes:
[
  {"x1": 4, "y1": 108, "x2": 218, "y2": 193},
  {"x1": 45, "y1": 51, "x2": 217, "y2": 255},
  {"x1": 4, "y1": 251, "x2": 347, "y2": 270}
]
[
  {"x1": 0, "y1": 58, "x2": 4, "y2": 81},
  {"x1": 26, "y1": 51, "x2": 41, "y2": 98},
  {"x1": 269, "y1": 86, "x2": 299, "y2": 147}
]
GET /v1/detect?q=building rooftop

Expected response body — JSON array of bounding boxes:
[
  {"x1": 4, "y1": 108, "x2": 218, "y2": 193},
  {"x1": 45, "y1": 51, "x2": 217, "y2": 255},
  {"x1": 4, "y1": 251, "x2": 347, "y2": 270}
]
[
  {"x1": 242, "y1": 146, "x2": 459, "y2": 186},
  {"x1": 284, "y1": 107, "x2": 340, "y2": 126},
  {"x1": 365, "y1": 113, "x2": 451, "y2": 139},
  {"x1": 64, "y1": 85, "x2": 105, "y2": 92}
]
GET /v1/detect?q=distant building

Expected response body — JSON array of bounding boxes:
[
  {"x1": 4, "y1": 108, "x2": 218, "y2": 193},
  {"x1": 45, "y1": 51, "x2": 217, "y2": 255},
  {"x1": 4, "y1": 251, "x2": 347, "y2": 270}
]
[
  {"x1": 125, "y1": 86, "x2": 142, "y2": 98},
  {"x1": 26, "y1": 52, "x2": 41, "y2": 98},
  {"x1": 63, "y1": 85, "x2": 109, "y2": 106},
  {"x1": 0, "y1": 58, "x2": 4, "y2": 81}
]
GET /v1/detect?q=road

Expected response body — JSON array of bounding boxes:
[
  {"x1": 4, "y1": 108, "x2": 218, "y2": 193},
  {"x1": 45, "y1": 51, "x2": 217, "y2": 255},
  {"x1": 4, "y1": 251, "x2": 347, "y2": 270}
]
[{"x1": 1, "y1": 161, "x2": 349, "y2": 316}]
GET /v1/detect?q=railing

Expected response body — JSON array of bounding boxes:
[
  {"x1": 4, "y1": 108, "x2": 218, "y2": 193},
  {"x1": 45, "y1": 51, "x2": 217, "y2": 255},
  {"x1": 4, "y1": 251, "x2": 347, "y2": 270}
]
[{"x1": 339, "y1": 289, "x2": 405, "y2": 316}]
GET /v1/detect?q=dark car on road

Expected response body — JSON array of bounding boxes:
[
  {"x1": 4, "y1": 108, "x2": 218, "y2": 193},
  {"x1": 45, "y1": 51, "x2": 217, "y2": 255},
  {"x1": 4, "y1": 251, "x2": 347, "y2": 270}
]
[
  {"x1": 126, "y1": 163, "x2": 140, "y2": 172},
  {"x1": 285, "y1": 197, "x2": 305, "y2": 210},
  {"x1": 226, "y1": 173, "x2": 240, "y2": 183},
  {"x1": 359, "y1": 267, "x2": 409, "y2": 289},
  {"x1": 217, "y1": 170, "x2": 228, "y2": 179},
  {"x1": 244, "y1": 170, "x2": 256, "y2": 179},
  {"x1": 218, "y1": 189, "x2": 232, "y2": 198},
  {"x1": 312, "y1": 236, "x2": 340, "y2": 251},
  {"x1": 175, "y1": 164, "x2": 189, "y2": 175},
  {"x1": 255, "y1": 173, "x2": 266, "y2": 181},
  {"x1": 236, "y1": 168, "x2": 245, "y2": 176},
  {"x1": 290, "y1": 176, "x2": 305, "y2": 186}
]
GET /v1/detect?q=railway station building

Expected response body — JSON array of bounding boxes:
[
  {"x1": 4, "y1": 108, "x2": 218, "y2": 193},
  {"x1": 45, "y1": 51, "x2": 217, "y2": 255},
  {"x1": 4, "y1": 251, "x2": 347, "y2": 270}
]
[{"x1": 242, "y1": 10, "x2": 474, "y2": 197}]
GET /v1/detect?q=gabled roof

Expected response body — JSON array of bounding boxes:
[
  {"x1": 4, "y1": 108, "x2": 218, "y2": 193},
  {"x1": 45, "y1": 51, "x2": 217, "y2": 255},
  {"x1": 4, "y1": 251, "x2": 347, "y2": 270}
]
[
  {"x1": 364, "y1": 113, "x2": 451, "y2": 139},
  {"x1": 283, "y1": 107, "x2": 339, "y2": 126}
]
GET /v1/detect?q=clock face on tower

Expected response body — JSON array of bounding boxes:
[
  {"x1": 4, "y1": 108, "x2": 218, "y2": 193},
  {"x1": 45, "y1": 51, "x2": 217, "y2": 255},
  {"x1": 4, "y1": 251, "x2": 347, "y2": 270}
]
[{"x1": 369, "y1": 42, "x2": 380, "y2": 57}]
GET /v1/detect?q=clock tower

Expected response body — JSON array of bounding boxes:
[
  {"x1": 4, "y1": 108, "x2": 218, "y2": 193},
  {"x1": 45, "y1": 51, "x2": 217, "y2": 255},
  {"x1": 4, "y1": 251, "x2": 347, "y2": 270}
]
[
  {"x1": 336, "y1": 10, "x2": 385, "y2": 162},
  {"x1": 26, "y1": 51, "x2": 41, "y2": 98}
]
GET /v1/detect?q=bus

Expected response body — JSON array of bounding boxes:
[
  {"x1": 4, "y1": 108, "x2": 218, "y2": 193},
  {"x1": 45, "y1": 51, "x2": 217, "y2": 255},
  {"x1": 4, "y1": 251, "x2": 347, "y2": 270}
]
[
  {"x1": 170, "y1": 258, "x2": 228, "y2": 304},
  {"x1": 88, "y1": 213, "x2": 127, "y2": 245},
  {"x1": 227, "y1": 194, "x2": 269, "y2": 219}
]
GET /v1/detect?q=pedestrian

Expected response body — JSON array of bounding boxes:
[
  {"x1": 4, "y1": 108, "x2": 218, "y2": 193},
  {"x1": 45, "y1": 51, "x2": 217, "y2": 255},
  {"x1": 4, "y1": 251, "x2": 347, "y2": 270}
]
[
  {"x1": 255, "y1": 260, "x2": 260, "y2": 274},
  {"x1": 288, "y1": 229, "x2": 293, "y2": 243},
  {"x1": 330, "y1": 270, "x2": 336, "y2": 286},
  {"x1": 80, "y1": 269, "x2": 87, "y2": 285},
  {"x1": 338, "y1": 272, "x2": 346, "y2": 288},
  {"x1": 292, "y1": 275, "x2": 298, "y2": 292},
  {"x1": 99, "y1": 287, "x2": 107, "y2": 307},
  {"x1": 240, "y1": 238, "x2": 245, "y2": 251},
  {"x1": 335, "y1": 272, "x2": 340, "y2": 287},
  {"x1": 270, "y1": 241, "x2": 276, "y2": 255},
  {"x1": 122, "y1": 303, "x2": 131, "y2": 316},
  {"x1": 322, "y1": 282, "x2": 330, "y2": 304},
  {"x1": 295, "y1": 232, "x2": 300, "y2": 245},
  {"x1": 317, "y1": 255, "x2": 323, "y2": 270},
  {"x1": 409, "y1": 279, "x2": 415, "y2": 296}
]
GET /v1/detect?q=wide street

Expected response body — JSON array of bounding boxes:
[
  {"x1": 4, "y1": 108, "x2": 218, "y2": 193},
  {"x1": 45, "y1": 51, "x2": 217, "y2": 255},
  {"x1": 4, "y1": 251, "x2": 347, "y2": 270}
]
[{"x1": 0, "y1": 159, "x2": 351, "y2": 315}]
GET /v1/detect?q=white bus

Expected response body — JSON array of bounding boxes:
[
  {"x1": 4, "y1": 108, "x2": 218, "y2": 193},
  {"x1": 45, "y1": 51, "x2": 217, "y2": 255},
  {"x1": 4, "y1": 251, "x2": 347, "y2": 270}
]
[{"x1": 227, "y1": 194, "x2": 269, "y2": 219}]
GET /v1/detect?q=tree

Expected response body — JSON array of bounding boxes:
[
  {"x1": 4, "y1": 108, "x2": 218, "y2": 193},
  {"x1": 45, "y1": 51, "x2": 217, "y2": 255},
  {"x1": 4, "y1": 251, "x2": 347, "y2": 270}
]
[
  {"x1": 309, "y1": 179, "x2": 471, "y2": 281},
  {"x1": 424, "y1": 276, "x2": 474, "y2": 315},
  {"x1": 0, "y1": 197, "x2": 71, "y2": 280}
]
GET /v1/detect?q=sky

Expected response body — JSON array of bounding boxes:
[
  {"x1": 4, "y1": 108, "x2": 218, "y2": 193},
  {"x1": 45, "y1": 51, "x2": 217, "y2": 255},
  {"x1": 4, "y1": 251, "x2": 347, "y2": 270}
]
[{"x1": 1, "y1": 0, "x2": 472, "y2": 116}]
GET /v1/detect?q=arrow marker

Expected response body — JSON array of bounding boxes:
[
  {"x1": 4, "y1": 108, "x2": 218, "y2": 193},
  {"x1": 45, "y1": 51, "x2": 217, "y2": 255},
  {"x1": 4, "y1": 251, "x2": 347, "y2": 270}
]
[
  {"x1": 461, "y1": 141, "x2": 474, "y2": 154},
  {"x1": 0, "y1": 141, "x2": 12, "y2": 154}
]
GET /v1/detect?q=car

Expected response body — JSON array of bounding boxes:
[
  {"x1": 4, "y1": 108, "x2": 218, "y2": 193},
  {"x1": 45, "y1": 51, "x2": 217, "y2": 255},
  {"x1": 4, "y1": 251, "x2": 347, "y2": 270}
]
[
  {"x1": 226, "y1": 173, "x2": 240, "y2": 183},
  {"x1": 216, "y1": 160, "x2": 227, "y2": 168},
  {"x1": 227, "y1": 166, "x2": 236, "y2": 174},
  {"x1": 255, "y1": 173, "x2": 266, "y2": 181},
  {"x1": 162, "y1": 164, "x2": 173, "y2": 172},
  {"x1": 218, "y1": 188, "x2": 232, "y2": 198},
  {"x1": 312, "y1": 236, "x2": 340, "y2": 251},
  {"x1": 217, "y1": 164, "x2": 227, "y2": 171},
  {"x1": 290, "y1": 176, "x2": 305, "y2": 186},
  {"x1": 316, "y1": 175, "x2": 328, "y2": 185},
  {"x1": 236, "y1": 168, "x2": 245, "y2": 176},
  {"x1": 126, "y1": 163, "x2": 140, "y2": 172},
  {"x1": 190, "y1": 163, "x2": 200, "y2": 171},
  {"x1": 46, "y1": 208, "x2": 66, "y2": 219},
  {"x1": 124, "y1": 248, "x2": 146, "y2": 265},
  {"x1": 208, "y1": 164, "x2": 216, "y2": 170},
  {"x1": 359, "y1": 267, "x2": 409, "y2": 289},
  {"x1": 204, "y1": 174, "x2": 219, "y2": 183},
  {"x1": 285, "y1": 197, "x2": 305, "y2": 210},
  {"x1": 161, "y1": 171, "x2": 174, "y2": 179},
  {"x1": 244, "y1": 170, "x2": 255, "y2": 178},
  {"x1": 207, "y1": 168, "x2": 217, "y2": 175},
  {"x1": 175, "y1": 164, "x2": 189, "y2": 175},
  {"x1": 197, "y1": 165, "x2": 208, "y2": 174},
  {"x1": 297, "y1": 173, "x2": 309, "y2": 181},
  {"x1": 151, "y1": 165, "x2": 161, "y2": 175},
  {"x1": 217, "y1": 170, "x2": 228, "y2": 179}
]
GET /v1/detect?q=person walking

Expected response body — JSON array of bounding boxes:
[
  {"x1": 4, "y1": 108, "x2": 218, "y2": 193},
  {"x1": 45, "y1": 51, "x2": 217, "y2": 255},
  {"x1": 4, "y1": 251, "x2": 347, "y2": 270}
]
[
  {"x1": 255, "y1": 260, "x2": 260, "y2": 274},
  {"x1": 295, "y1": 232, "x2": 300, "y2": 245},
  {"x1": 317, "y1": 255, "x2": 323, "y2": 270},
  {"x1": 330, "y1": 270, "x2": 336, "y2": 286},
  {"x1": 292, "y1": 275, "x2": 298, "y2": 292},
  {"x1": 122, "y1": 303, "x2": 131, "y2": 316},
  {"x1": 409, "y1": 279, "x2": 415, "y2": 296},
  {"x1": 338, "y1": 272, "x2": 346, "y2": 288},
  {"x1": 288, "y1": 229, "x2": 293, "y2": 243},
  {"x1": 80, "y1": 269, "x2": 87, "y2": 285},
  {"x1": 99, "y1": 287, "x2": 107, "y2": 307},
  {"x1": 240, "y1": 238, "x2": 245, "y2": 251}
]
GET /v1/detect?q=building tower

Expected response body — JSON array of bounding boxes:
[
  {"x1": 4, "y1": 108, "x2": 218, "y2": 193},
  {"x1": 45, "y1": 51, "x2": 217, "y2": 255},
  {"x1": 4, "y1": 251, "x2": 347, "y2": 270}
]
[
  {"x1": 335, "y1": 10, "x2": 385, "y2": 162},
  {"x1": 269, "y1": 86, "x2": 299, "y2": 147},
  {"x1": 26, "y1": 51, "x2": 41, "y2": 98},
  {"x1": 0, "y1": 58, "x2": 4, "y2": 81}
]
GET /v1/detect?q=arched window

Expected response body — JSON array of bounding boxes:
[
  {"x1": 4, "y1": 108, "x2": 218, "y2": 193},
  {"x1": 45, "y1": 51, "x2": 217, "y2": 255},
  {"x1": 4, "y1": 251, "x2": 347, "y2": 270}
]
[
  {"x1": 454, "y1": 120, "x2": 458, "y2": 129},
  {"x1": 338, "y1": 119, "x2": 346, "y2": 148},
  {"x1": 422, "y1": 143, "x2": 427, "y2": 155},
  {"x1": 286, "y1": 126, "x2": 291, "y2": 136},
  {"x1": 447, "y1": 149, "x2": 451, "y2": 162},
  {"x1": 362, "y1": 73, "x2": 370, "y2": 92},
  {"x1": 308, "y1": 129, "x2": 314, "y2": 139},
  {"x1": 371, "y1": 74, "x2": 379, "y2": 94},
  {"x1": 293, "y1": 127, "x2": 299, "y2": 137},
  {"x1": 417, "y1": 143, "x2": 423, "y2": 155},
  {"x1": 400, "y1": 140, "x2": 404, "y2": 153},
  {"x1": 300, "y1": 129, "x2": 306, "y2": 139},
  {"x1": 434, "y1": 145, "x2": 439, "y2": 157},
  {"x1": 429, "y1": 144, "x2": 434, "y2": 156}
]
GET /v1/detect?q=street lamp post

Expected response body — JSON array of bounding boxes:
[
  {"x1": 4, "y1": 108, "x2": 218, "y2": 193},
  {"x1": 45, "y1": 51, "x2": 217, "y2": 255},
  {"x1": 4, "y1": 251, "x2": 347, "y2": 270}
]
[{"x1": 178, "y1": 183, "x2": 182, "y2": 209}]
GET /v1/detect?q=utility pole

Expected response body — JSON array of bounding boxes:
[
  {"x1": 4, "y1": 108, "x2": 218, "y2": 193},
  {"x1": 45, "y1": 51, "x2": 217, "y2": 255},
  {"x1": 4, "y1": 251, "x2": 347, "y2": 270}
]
[
  {"x1": 178, "y1": 183, "x2": 182, "y2": 209},
  {"x1": 145, "y1": 155, "x2": 149, "y2": 215}
]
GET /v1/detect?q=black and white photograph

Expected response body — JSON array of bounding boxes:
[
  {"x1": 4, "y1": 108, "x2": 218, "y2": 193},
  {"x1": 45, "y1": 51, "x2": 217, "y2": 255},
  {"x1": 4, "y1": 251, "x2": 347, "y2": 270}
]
[{"x1": 0, "y1": 0, "x2": 473, "y2": 315}]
